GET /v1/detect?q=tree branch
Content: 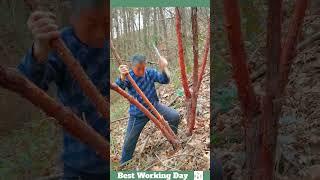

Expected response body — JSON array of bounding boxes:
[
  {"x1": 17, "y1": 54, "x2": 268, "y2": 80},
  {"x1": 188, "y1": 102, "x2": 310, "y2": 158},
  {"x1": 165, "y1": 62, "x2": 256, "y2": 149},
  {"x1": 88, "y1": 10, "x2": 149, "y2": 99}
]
[
  {"x1": 280, "y1": 0, "x2": 309, "y2": 94},
  {"x1": 175, "y1": 7, "x2": 191, "y2": 99},
  {"x1": 0, "y1": 66, "x2": 109, "y2": 160},
  {"x1": 197, "y1": 18, "x2": 210, "y2": 91},
  {"x1": 110, "y1": 83, "x2": 179, "y2": 148},
  {"x1": 24, "y1": 0, "x2": 109, "y2": 120}
]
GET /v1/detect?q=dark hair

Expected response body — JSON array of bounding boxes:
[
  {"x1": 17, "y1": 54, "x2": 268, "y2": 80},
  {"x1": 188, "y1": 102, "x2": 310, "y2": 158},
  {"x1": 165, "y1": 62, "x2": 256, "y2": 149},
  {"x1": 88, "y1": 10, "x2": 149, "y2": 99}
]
[{"x1": 131, "y1": 54, "x2": 146, "y2": 66}]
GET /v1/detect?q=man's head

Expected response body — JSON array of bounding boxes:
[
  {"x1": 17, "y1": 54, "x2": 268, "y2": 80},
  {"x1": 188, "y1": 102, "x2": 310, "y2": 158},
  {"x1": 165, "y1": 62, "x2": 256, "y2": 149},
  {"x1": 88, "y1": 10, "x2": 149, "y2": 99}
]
[
  {"x1": 131, "y1": 54, "x2": 147, "y2": 77},
  {"x1": 70, "y1": 0, "x2": 108, "y2": 48}
]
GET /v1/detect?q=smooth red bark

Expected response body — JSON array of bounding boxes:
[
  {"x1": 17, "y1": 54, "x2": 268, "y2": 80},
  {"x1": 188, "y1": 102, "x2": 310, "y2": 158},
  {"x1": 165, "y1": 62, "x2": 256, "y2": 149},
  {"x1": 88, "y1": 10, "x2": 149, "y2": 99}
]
[
  {"x1": 110, "y1": 83, "x2": 180, "y2": 148},
  {"x1": 197, "y1": 20, "x2": 210, "y2": 91},
  {"x1": 280, "y1": 0, "x2": 309, "y2": 94},
  {"x1": 126, "y1": 75, "x2": 177, "y2": 138},
  {"x1": 0, "y1": 66, "x2": 109, "y2": 160},
  {"x1": 175, "y1": 8, "x2": 191, "y2": 99},
  {"x1": 52, "y1": 39, "x2": 109, "y2": 119},
  {"x1": 223, "y1": 0, "x2": 261, "y2": 179},
  {"x1": 223, "y1": 0, "x2": 309, "y2": 179},
  {"x1": 186, "y1": 8, "x2": 200, "y2": 135},
  {"x1": 24, "y1": 0, "x2": 109, "y2": 120},
  {"x1": 259, "y1": 0, "x2": 283, "y2": 179}
]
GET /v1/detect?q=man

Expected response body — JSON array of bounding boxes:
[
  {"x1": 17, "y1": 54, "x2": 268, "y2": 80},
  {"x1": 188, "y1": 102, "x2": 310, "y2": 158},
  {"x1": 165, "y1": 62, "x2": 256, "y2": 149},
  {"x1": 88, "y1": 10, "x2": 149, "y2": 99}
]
[
  {"x1": 18, "y1": 0, "x2": 108, "y2": 179},
  {"x1": 116, "y1": 54, "x2": 181, "y2": 165}
]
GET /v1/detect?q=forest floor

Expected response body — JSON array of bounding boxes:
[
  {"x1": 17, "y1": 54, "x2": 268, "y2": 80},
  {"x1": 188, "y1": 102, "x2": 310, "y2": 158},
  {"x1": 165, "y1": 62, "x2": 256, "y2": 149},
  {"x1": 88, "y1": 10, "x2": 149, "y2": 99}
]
[
  {"x1": 213, "y1": 15, "x2": 320, "y2": 180},
  {"x1": 110, "y1": 67, "x2": 210, "y2": 171}
]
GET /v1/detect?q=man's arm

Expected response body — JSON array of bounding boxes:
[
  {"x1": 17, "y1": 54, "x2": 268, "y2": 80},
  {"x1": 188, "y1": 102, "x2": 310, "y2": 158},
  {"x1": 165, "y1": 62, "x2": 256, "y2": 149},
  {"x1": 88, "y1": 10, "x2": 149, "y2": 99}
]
[
  {"x1": 115, "y1": 77, "x2": 130, "y2": 90},
  {"x1": 17, "y1": 10, "x2": 62, "y2": 90},
  {"x1": 18, "y1": 45, "x2": 64, "y2": 91},
  {"x1": 115, "y1": 64, "x2": 130, "y2": 90},
  {"x1": 153, "y1": 56, "x2": 170, "y2": 84},
  {"x1": 151, "y1": 68, "x2": 170, "y2": 84}
]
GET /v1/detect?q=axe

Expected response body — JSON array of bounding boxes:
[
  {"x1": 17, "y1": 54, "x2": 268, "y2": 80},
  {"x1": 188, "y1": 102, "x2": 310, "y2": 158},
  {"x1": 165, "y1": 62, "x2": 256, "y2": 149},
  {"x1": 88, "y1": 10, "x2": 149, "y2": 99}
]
[{"x1": 152, "y1": 43, "x2": 170, "y2": 77}]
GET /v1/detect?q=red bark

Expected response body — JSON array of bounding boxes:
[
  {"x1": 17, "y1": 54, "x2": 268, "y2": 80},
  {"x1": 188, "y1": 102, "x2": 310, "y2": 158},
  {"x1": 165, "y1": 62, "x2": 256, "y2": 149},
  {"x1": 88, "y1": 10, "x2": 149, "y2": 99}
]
[
  {"x1": 110, "y1": 83, "x2": 180, "y2": 148},
  {"x1": 223, "y1": 0, "x2": 261, "y2": 178},
  {"x1": 175, "y1": 9, "x2": 210, "y2": 135},
  {"x1": 223, "y1": 0, "x2": 259, "y2": 120},
  {"x1": 280, "y1": 0, "x2": 309, "y2": 94},
  {"x1": 223, "y1": 0, "x2": 309, "y2": 179},
  {"x1": 259, "y1": 0, "x2": 309, "y2": 179},
  {"x1": 191, "y1": 8, "x2": 199, "y2": 92},
  {"x1": 0, "y1": 66, "x2": 109, "y2": 160},
  {"x1": 259, "y1": 0, "x2": 283, "y2": 179},
  {"x1": 186, "y1": 8, "x2": 200, "y2": 135},
  {"x1": 197, "y1": 20, "x2": 210, "y2": 91},
  {"x1": 24, "y1": 0, "x2": 109, "y2": 120},
  {"x1": 175, "y1": 8, "x2": 191, "y2": 99},
  {"x1": 52, "y1": 39, "x2": 109, "y2": 120},
  {"x1": 126, "y1": 75, "x2": 177, "y2": 138}
]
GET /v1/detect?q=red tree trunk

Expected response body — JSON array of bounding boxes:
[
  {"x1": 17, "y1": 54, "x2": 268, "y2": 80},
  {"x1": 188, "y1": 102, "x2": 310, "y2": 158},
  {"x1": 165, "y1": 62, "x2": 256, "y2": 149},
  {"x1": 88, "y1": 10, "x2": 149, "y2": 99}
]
[
  {"x1": 0, "y1": 66, "x2": 109, "y2": 160},
  {"x1": 186, "y1": 8, "x2": 200, "y2": 135},
  {"x1": 223, "y1": 0, "x2": 309, "y2": 179},
  {"x1": 110, "y1": 83, "x2": 180, "y2": 148},
  {"x1": 197, "y1": 20, "x2": 210, "y2": 91},
  {"x1": 259, "y1": 0, "x2": 283, "y2": 179},
  {"x1": 280, "y1": 0, "x2": 309, "y2": 94},
  {"x1": 175, "y1": 8, "x2": 191, "y2": 99},
  {"x1": 52, "y1": 39, "x2": 109, "y2": 119},
  {"x1": 259, "y1": 0, "x2": 309, "y2": 179},
  {"x1": 175, "y1": 8, "x2": 210, "y2": 135},
  {"x1": 222, "y1": 0, "x2": 261, "y2": 179}
]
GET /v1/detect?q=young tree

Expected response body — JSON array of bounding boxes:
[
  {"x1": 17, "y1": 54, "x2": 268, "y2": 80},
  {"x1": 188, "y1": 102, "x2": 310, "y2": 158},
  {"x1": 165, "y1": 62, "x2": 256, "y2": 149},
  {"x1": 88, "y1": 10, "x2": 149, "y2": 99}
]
[
  {"x1": 222, "y1": 0, "x2": 309, "y2": 179},
  {"x1": 175, "y1": 8, "x2": 210, "y2": 135}
]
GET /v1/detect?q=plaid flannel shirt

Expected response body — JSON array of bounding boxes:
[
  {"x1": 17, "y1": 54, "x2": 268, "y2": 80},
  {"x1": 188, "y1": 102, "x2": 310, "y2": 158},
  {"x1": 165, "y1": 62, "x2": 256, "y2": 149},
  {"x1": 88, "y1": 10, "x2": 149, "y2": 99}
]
[
  {"x1": 115, "y1": 68, "x2": 169, "y2": 117},
  {"x1": 18, "y1": 27, "x2": 109, "y2": 174}
]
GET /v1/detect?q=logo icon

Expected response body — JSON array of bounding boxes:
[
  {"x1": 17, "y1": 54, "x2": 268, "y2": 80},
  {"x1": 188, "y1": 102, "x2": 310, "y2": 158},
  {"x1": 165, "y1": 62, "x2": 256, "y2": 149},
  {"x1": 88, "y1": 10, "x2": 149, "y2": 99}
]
[{"x1": 194, "y1": 171, "x2": 203, "y2": 180}]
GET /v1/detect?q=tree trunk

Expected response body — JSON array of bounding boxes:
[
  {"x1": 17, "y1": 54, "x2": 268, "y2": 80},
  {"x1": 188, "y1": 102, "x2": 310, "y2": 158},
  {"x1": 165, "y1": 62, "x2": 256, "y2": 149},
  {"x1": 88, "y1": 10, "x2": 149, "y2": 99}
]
[
  {"x1": 259, "y1": 1, "x2": 309, "y2": 179},
  {"x1": 153, "y1": 7, "x2": 158, "y2": 36},
  {"x1": 175, "y1": 8, "x2": 191, "y2": 99},
  {"x1": 187, "y1": 8, "x2": 199, "y2": 135},
  {"x1": 159, "y1": 7, "x2": 168, "y2": 55},
  {"x1": 197, "y1": 19, "x2": 210, "y2": 91},
  {"x1": 259, "y1": 0, "x2": 282, "y2": 179},
  {"x1": 222, "y1": 0, "x2": 261, "y2": 179}
]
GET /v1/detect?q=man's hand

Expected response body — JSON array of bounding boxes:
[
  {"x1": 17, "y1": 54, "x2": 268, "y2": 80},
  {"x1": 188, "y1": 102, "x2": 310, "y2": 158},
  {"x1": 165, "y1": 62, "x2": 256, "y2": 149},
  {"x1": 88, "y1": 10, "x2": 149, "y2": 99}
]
[
  {"x1": 118, "y1": 65, "x2": 129, "y2": 81},
  {"x1": 27, "y1": 11, "x2": 59, "y2": 63},
  {"x1": 158, "y1": 56, "x2": 168, "y2": 71}
]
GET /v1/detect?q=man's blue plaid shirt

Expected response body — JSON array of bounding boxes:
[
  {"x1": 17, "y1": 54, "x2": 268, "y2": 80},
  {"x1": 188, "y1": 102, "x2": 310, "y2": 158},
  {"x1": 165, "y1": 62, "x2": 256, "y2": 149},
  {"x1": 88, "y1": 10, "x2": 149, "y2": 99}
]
[
  {"x1": 18, "y1": 27, "x2": 109, "y2": 174},
  {"x1": 115, "y1": 68, "x2": 169, "y2": 117}
]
